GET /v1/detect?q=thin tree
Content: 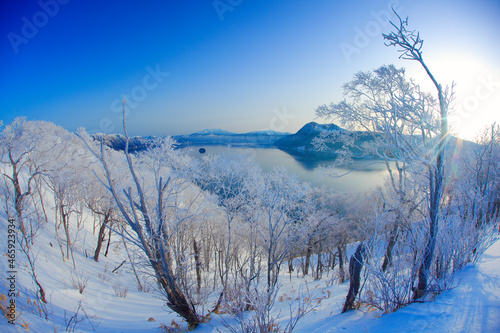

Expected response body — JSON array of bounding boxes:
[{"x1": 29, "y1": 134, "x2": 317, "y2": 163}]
[
  {"x1": 316, "y1": 64, "x2": 433, "y2": 280},
  {"x1": 0, "y1": 118, "x2": 50, "y2": 305},
  {"x1": 257, "y1": 168, "x2": 312, "y2": 291},
  {"x1": 77, "y1": 98, "x2": 202, "y2": 328},
  {"x1": 342, "y1": 243, "x2": 365, "y2": 313},
  {"x1": 383, "y1": 10, "x2": 453, "y2": 300},
  {"x1": 197, "y1": 150, "x2": 262, "y2": 305}
]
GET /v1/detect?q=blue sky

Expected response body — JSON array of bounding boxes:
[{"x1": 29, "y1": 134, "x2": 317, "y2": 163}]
[{"x1": 1, "y1": 0, "x2": 499, "y2": 138}]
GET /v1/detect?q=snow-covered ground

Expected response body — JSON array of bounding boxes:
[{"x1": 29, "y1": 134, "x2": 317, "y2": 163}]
[
  {"x1": 298, "y1": 239, "x2": 500, "y2": 333},
  {"x1": 1, "y1": 198, "x2": 499, "y2": 333}
]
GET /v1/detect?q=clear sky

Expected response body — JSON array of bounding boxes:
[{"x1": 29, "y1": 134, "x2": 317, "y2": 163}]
[{"x1": 1, "y1": 0, "x2": 499, "y2": 139}]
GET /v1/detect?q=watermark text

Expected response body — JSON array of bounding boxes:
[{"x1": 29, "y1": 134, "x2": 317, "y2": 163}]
[
  {"x1": 6, "y1": 218, "x2": 17, "y2": 325},
  {"x1": 7, "y1": 0, "x2": 71, "y2": 54}
]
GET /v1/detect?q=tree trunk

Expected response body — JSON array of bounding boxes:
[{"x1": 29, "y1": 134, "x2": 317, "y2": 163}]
[
  {"x1": 304, "y1": 240, "x2": 313, "y2": 276},
  {"x1": 331, "y1": 250, "x2": 337, "y2": 270},
  {"x1": 382, "y1": 11, "x2": 449, "y2": 302},
  {"x1": 60, "y1": 204, "x2": 71, "y2": 262},
  {"x1": 414, "y1": 168, "x2": 442, "y2": 300},
  {"x1": 104, "y1": 228, "x2": 112, "y2": 257},
  {"x1": 204, "y1": 238, "x2": 211, "y2": 272},
  {"x1": 338, "y1": 245, "x2": 346, "y2": 283},
  {"x1": 288, "y1": 257, "x2": 294, "y2": 273},
  {"x1": 193, "y1": 238, "x2": 202, "y2": 295},
  {"x1": 8, "y1": 166, "x2": 47, "y2": 305},
  {"x1": 35, "y1": 179, "x2": 49, "y2": 224},
  {"x1": 382, "y1": 221, "x2": 400, "y2": 272},
  {"x1": 122, "y1": 236, "x2": 144, "y2": 291},
  {"x1": 267, "y1": 251, "x2": 272, "y2": 289},
  {"x1": 94, "y1": 212, "x2": 110, "y2": 262},
  {"x1": 153, "y1": 260, "x2": 200, "y2": 328},
  {"x1": 342, "y1": 243, "x2": 365, "y2": 313},
  {"x1": 316, "y1": 243, "x2": 323, "y2": 280}
]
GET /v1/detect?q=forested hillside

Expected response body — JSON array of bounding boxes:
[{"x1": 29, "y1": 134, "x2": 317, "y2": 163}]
[{"x1": 1, "y1": 117, "x2": 499, "y2": 332}]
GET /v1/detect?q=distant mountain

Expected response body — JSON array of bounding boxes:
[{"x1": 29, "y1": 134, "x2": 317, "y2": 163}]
[
  {"x1": 174, "y1": 129, "x2": 290, "y2": 147},
  {"x1": 276, "y1": 122, "x2": 345, "y2": 152},
  {"x1": 245, "y1": 130, "x2": 289, "y2": 136},
  {"x1": 296, "y1": 122, "x2": 343, "y2": 135},
  {"x1": 275, "y1": 121, "x2": 382, "y2": 157},
  {"x1": 275, "y1": 122, "x2": 477, "y2": 162},
  {"x1": 92, "y1": 124, "x2": 475, "y2": 162},
  {"x1": 93, "y1": 129, "x2": 292, "y2": 151},
  {"x1": 92, "y1": 123, "x2": 362, "y2": 153},
  {"x1": 189, "y1": 129, "x2": 236, "y2": 136}
]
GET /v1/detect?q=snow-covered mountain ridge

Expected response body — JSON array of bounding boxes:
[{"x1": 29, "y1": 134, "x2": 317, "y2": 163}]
[
  {"x1": 175, "y1": 128, "x2": 291, "y2": 147},
  {"x1": 188, "y1": 129, "x2": 237, "y2": 136},
  {"x1": 93, "y1": 122, "x2": 476, "y2": 160},
  {"x1": 92, "y1": 122, "x2": 342, "y2": 151}
]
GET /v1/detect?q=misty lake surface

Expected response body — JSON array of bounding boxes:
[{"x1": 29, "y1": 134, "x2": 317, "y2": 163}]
[{"x1": 184, "y1": 145, "x2": 390, "y2": 192}]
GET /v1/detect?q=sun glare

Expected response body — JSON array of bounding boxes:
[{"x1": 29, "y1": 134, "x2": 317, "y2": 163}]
[{"x1": 405, "y1": 53, "x2": 500, "y2": 142}]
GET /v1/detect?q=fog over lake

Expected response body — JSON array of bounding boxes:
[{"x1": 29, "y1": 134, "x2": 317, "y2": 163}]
[{"x1": 184, "y1": 145, "x2": 390, "y2": 192}]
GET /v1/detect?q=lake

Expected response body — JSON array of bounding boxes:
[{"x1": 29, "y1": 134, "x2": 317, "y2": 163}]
[{"x1": 183, "y1": 145, "x2": 390, "y2": 193}]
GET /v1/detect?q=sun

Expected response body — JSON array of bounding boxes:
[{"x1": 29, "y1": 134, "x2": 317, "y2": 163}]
[{"x1": 405, "y1": 52, "x2": 500, "y2": 141}]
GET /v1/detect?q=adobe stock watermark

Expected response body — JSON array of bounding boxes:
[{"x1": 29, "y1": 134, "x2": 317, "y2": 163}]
[
  {"x1": 213, "y1": 0, "x2": 243, "y2": 21},
  {"x1": 264, "y1": 106, "x2": 296, "y2": 133},
  {"x1": 92, "y1": 64, "x2": 169, "y2": 134},
  {"x1": 339, "y1": 0, "x2": 410, "y2": 64},
  {"x1": 89, "y1": 289, "x2": 114, "y2": 313},
  {"x1": 244, "y1": 106, "x2": 296, "y2": 160},
  {"x1": 7, "y1": 0, "x2": 71, "y2": 54},
  {"x1": 448, "y1": 74, "x2": 500, "y2": 133},
  {"x1": 6, "y1": 217, "x2": 17, "y2": 325}
]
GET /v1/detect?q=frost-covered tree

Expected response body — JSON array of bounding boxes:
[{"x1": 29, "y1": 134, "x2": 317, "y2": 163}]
[
  {"x1": 197, "y1": 149, "x2": 263, "y2": 303},
  {"x1": 306, "y1": 189, "x2": 372, "y2": 283},
  {"x1": 315, "y1": 64, "x2": 440, "y2": 282},
  {"x1": 82, "y1": 163, "x2": 119, "y2": 262},
  {"x1": 257, "y1": 167, "x2": 312, "y2": 290},
  {"x1": 459, "y1": 125, "x2": 500, "y2": 228},
  {"x1": 77, "y1": 100, "x2": 204, "y2": 328},
  {"x1": 0, "y1": 118, "x2": 68, "y2": 306},
  {"x1": 1, "y1": 119, "x2": 52, "y2": 231},
  {"x1": 317, "y1": 63, "x2": 452, "y2": 301},
  {"x1": 382, "y1": 11, "x2": 454, "y2": 300},
  {"x1": 441, "y1": 124, "x2": 500, "y2": 268},
  {"x1": 43, "y1": 137, "x2": 91, "y2": 267}
]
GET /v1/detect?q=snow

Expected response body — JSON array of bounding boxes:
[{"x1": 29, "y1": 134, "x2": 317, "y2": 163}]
[
  {"x1": 297, "y1": 240, "x2": 500, "y2": 333},
  {"x1": 1, "y1": 207, "x2": 499, "y2": 333},
  {"x1": 0, "y1": 167, "x2": 499, "y2": 333}
]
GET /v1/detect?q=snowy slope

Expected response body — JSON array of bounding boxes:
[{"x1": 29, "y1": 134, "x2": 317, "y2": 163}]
[
  {"x1": 297, "y1": 239, "x2": 500, "y2": 333},
  {"x1": 1, "y1": 193, "x2": 499, "y2": 333},
  {"x1": 0, "y1": 165, "x2": 498, "y2": 332}
]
